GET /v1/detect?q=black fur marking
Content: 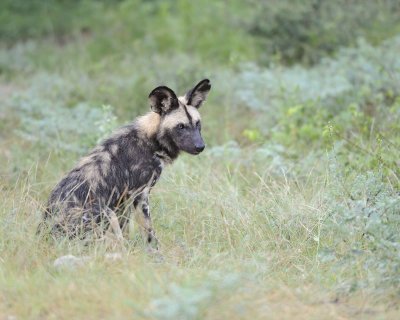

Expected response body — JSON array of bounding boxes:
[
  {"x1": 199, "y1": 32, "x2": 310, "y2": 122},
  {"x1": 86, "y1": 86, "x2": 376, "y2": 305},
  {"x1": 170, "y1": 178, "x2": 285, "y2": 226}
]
[
  {"x1": 157, "y1": 128, "x2": 180, "y2": 160},
  {"x1": 186, "y1": 79, "x2": 211, "y2": 108},
  {"x1": 142, "y1": 203, "x2": 150, "y2": 218},
  {"x1": 149, "y1": 86, "x2": 179, "y2": 115},
  {"x1": 182, "y1": 105, "x2": 193, "y2": 125}
]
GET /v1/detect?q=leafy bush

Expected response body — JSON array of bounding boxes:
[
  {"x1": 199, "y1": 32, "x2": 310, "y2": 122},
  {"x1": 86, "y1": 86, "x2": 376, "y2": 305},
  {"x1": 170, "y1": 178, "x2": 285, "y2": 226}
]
[
  {"x1": 322, "y1": 155, "x2": 400, "y2": 294},
  {"x1": 223, "y1": 36, "x2": 400, "y2": 153}
]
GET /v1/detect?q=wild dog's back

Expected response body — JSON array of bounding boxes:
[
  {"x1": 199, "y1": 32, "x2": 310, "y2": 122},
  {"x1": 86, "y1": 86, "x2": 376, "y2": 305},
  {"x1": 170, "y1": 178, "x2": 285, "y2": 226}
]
[{"x1": 44, "y1": 122, "x2": 163, "y2": 237}]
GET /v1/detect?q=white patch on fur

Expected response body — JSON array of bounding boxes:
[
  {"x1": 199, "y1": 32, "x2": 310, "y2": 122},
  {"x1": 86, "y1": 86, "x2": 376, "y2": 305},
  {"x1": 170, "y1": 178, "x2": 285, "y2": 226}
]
[{"x1": 178, "y1": 96, "x2": 188, "y2": 105}]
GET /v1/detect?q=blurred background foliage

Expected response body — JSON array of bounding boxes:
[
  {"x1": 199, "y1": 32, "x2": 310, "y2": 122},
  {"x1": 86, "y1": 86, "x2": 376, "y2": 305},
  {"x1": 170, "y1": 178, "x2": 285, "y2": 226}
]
[
  {"x1": 1, "y1": 0, "x2": 400, "y2": 65},
  {"x1": 1, "y1": 1, "x2": 400, "y2": 317},
  {"x1": 1, "y1": 0, "x2": 399, "y2": 176},
  {"x1": 249, "y1": 0, "x2": 400, "y2": 64}
]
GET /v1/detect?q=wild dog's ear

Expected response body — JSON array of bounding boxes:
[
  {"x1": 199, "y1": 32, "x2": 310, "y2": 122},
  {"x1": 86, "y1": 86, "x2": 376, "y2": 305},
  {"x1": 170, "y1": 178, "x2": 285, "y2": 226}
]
[
  {"x1": 149, "y1": 86, "x2": 179, "y2": 114},
  {"x1": 185, "y1": 79, "x2": 211, "y2": 109}
]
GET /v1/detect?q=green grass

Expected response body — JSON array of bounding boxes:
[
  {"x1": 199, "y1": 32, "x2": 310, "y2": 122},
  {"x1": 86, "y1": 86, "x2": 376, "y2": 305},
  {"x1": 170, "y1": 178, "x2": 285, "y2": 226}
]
[
  {"x1": 1, "y1": 154, "x2": 398, "y2": 319},
  {"x1": 1, "y1": 1, "x2": 400, "y2": 319}
]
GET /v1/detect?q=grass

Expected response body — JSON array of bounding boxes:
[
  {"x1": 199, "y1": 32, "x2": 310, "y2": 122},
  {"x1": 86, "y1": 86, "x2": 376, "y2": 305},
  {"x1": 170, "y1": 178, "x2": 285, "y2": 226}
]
[
  {"x1": 0, "y1": 150, "x2": 398, "y2": 319},
  {"x1": 1, "y1": 1, "x2": 400, "y2": 319}
]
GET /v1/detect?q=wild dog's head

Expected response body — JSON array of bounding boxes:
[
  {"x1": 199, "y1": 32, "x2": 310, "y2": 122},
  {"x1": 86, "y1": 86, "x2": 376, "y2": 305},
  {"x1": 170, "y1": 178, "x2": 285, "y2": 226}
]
[{"x1": 149, "y1": 79, "x2": 211, "y2": 156}]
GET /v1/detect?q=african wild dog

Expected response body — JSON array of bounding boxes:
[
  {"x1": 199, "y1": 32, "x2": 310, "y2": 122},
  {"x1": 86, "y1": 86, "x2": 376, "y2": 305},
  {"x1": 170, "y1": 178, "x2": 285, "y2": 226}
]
[{"x1": 41, "y1": 79, "x2": 211, "y2": 248}]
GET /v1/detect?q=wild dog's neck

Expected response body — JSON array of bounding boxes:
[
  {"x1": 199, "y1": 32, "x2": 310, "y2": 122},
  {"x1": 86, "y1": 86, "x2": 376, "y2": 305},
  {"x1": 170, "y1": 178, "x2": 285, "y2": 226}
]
[
  {"x1": 135, "y1": 112, "x2": 179, "y2": 163},
  {"x1": 155, "y1": 129, "x2": 179, "y2": 162}
]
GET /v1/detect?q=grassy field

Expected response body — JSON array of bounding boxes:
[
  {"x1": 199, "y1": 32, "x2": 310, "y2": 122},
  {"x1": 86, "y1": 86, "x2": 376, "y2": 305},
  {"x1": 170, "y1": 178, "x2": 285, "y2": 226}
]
[{"x1": 1, "y1": 1, "x2": 400, "y2": 319}]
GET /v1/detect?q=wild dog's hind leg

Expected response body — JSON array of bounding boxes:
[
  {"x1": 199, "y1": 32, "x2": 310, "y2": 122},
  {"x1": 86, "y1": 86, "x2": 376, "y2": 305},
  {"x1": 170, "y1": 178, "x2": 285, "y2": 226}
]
[
  {"x1": 104, "y1": 207, "x2": 124, "y2": 242},
  {"x1": 134, "y1": 195, "x2": 158, "y2": 250}
]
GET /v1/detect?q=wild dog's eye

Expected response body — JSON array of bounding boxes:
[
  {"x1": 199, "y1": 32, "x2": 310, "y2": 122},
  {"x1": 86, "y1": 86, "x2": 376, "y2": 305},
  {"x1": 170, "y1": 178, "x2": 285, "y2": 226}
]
[
  {"x1": 196, "y1": 121, "x2": 201, "y2": 128},
  {"x1": 178, "y1": 123, "x2": 185, "y2": 130}
]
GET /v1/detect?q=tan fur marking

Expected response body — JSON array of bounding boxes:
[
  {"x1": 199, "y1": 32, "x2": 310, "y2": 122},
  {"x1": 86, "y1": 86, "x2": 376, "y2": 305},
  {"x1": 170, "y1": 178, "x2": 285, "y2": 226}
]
[
  {"x1": 136, "y1": 112, "x2": 161, "y2": 138},
  {"x1": 82, "y1": 164, "x2": 102, "y2": 190},
  {"x1": 110, "y1": 144, "x2": 119, "y2": 155},
  {"x1": 186, "y1": 105, "x2": 201, "y2": 123},
  {"x1": 93, "y1": 145, "x2": 105, "y2": 152},
  {"x1": 111, "y1": 126, "x2": 131, "y2": 139},
  {"x1": 162, "y1": 107, "x2": 189, "y2": 130},
  {"x1": 79, "y1": 151, "x2": 111, "y2": 190},
  {"x1": 161, "y1": 104, "x2": 201, "y2": 130},
  {"x1": 106, "y1": 209, "x2": 124, "y2": 241},
  {"x1": 100, "y1": 179, "x2": 107, "y2": 188},
  {"x1": 77, "y1": 154, "x2": 96, "y2": 168},
  {"x1": 131, "y1": 164, "x2": 141, "y2": 172},
  {"x1": 99, "y1": 151, "x2": 111, "y2": 176},
  {"x1": 155, "y1": 151, "x2": 171, "y2": 165}
]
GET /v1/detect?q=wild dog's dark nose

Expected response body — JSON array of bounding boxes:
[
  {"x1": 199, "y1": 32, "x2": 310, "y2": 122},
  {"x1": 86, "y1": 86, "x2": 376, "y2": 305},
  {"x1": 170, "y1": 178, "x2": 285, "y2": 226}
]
[{"x1": 195, "y1": 144, "x2": 205, "y2": 153}]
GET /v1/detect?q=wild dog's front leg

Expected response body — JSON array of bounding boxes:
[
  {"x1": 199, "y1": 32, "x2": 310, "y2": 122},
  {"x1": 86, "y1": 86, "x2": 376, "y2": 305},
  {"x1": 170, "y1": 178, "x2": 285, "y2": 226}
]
[
  {"x1": 134, "y1": 195, "x2": 158, "y2": 250},
  {"x1": 104, "y1": 207, "x2": 124, "y2": 242}
]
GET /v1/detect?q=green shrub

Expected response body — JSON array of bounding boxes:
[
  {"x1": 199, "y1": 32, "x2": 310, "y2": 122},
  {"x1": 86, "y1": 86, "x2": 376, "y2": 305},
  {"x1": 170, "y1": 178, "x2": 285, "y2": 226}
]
[
  {"x1": 322, "y1": 156, "x2": 400, "y2": 294},
  {"x1": 224, "y1": 36, "x2": 400, "y2": 150}
]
